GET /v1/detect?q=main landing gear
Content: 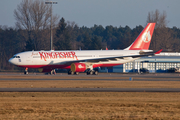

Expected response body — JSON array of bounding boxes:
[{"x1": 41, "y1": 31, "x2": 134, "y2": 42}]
[
  {"x1": 50, "y1": 69, "x2": 56, "y2": 75},
  {"x1": 68, "y1": 71, "x2": 79, "y2": 75},
  {"x1": 67, "y1": 70, "x2": 98, "y2": 75},
  {"x1": 86, "y1": 67, "x2": 98, "y2": 75},
  {"x1": 86, "y1": 70, "x2": 98, "y2": 75},
  {"x1": 45, "y1": 69, "x2": 56, "y2": 75}
]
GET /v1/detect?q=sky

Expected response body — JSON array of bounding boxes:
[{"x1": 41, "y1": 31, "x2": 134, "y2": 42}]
[{"x1": 0, "y1": 0, "x2": 180, "y2": 28}]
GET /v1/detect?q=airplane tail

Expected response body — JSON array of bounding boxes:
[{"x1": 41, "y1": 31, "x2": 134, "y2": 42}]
[{"x1": 125, "y1": 23, "x2": 156, "y2": 50}]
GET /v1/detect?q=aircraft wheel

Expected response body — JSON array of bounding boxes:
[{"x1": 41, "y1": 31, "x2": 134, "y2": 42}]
[
  {"x1": 68, "y1": 71, "x2": 71, "y2": 75},
  {"x1": 86, "y1": 71, "x2": 89, "y2": 75},
  {"x1": 68, "y1": 71, "x2": 74, "y2": 75},
  {"x1": 75, "y1": 72, "x2": 79, "y2": 75},
  {"x1": 87, "y1": 70, "x2": 93, "y2": 75},
  {"x1": 93, "y1": 71, "x2": 98, "y2": 75},
  {"x1": 24, "y1": 71, "x2": 28, "y2": 75},
  {"x1": 51, "y1": 69, "x2": 56, "y2": 75},
  {"x1": 89, "y1": 71, "x2": 93, "y2": 75},
  {"x1": 86, "y1": 71, "x2": 90, "y2": 75}
]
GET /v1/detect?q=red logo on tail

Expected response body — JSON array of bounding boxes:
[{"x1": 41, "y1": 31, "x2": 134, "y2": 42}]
[{"x1": 142, "y1": 31, "x2": 151, "y2": 43}]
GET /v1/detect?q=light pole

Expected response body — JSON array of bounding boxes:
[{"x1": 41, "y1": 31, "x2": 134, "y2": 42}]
[{"x1": 45, "y1": 1, "x2": 58, "y2": 50}]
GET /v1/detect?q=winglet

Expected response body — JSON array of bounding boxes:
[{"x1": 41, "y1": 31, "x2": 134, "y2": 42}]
[
  {"x1": 155, "y1": 49, "x2": 163, "y2": 54},
  {"x1": 106, "y1": 46, "x2": 108, "y2": 50},
  {"x1": 125, "y1": 23, "x2": 156, "y2": 50}
]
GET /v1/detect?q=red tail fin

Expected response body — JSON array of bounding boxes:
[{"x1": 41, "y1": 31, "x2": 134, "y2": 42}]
[{"x1": 126, "y1": 23, "x2": 156, "y2": 50}]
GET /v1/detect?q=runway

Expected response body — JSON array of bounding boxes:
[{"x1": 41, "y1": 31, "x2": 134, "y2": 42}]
[
  {"x1": 0, "y1": 73, "x2": 180, "y2": 92},
  {"x1": 0, "y1": 88, "x2": 180, "y2": 92},
  {"x1": 1, "y1": 73, "x2": 180, "y2": 81}
]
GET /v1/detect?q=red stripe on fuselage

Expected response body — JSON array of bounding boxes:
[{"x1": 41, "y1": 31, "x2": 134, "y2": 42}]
[
  {"x1": 17, "y1": 65, "x2": 71, "y2": 69},
  {"x1": 17, "y1": 63, "x2": 121, "y2": 69}
]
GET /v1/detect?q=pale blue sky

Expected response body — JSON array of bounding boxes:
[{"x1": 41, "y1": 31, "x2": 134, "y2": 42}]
[{"x1": 0, "y1": 0, "x2": 179, "y2": 28}]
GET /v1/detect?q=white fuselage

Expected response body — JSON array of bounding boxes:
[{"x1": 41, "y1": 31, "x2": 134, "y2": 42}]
[{"x1": 9, "y1": 49, "x2": 148, "y2": 69}]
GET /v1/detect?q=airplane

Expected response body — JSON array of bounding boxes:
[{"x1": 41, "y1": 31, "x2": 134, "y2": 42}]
[{"x1": 9, "y1": 23, "x2": 160, "y2": 75}]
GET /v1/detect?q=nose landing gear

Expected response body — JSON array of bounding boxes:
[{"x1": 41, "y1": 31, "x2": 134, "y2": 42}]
[{"x1": 24, "y1": 67, "x2": 28, "y2": 75}]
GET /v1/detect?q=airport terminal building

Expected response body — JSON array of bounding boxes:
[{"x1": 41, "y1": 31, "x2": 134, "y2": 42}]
[{"x1": 99, "y1": 52, "x2": 180, "y2": 73}]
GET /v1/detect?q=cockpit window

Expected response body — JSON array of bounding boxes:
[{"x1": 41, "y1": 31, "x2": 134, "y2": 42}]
[{"x1": 13, "y1": 56, "x2": 20, "y2": 58}]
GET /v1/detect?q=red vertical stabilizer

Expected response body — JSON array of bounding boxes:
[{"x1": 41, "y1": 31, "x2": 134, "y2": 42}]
[{"x1": 126, "y1": 23, "x2": 156, "y2": 50}]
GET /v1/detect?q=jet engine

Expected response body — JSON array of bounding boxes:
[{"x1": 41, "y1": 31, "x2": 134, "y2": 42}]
[{"x1": 71, "y1": 63, "x2": 86, "y2": 72}]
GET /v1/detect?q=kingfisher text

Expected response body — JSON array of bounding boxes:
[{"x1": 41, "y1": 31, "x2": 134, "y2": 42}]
[{"x1": 38, "y1": 51, "x2": 78, "y2": 61}]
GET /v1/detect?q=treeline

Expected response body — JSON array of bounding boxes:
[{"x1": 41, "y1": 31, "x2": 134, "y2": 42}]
[
  {"x1": 1, "y1": 17, "x2": 180, "y2": 70},
  {"x1": 52, "y1": 17, "x2": 180, "y2": 52}
]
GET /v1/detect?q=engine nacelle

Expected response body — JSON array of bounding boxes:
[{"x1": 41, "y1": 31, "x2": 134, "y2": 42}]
[{"x1": 71, "y1": 63, "x2": 86, "y2": 72}]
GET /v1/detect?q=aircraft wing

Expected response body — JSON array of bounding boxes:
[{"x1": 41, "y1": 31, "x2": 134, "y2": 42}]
[{"x1": 64, "y1": 49, "x2": 162, "y2": 65}]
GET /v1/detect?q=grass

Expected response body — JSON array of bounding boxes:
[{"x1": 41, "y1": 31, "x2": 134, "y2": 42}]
[
  {"x1": 0, "y1": 74, "x2": 180, "y2": 119},
  {"x1": 0, "y1": 92, "x2": 180, "y2": 119}
]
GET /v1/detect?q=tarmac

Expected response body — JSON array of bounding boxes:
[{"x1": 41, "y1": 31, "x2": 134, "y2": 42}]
[
  {"x1": 0, "y1": 73, "x2": 180, "y2": 92},
  {"x1": 0, "y1": 88, "x2": 180, "y2": 92}
]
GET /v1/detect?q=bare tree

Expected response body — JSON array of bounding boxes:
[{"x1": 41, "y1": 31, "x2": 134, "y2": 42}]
[
  {"x1": 147, "y1": 9, "x2": 173, "y2": 51},
  {"x1": 14, "y1": 0, "x2": 59, "y2": 50},
  {"x1": 146, "y1": 9, "x2": 168, "y2": 28}
]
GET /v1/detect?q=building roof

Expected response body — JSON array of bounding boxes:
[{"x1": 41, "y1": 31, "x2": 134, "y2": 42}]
[{"x1": 136, "y1": 52, "x2": 180, "y2": 63}]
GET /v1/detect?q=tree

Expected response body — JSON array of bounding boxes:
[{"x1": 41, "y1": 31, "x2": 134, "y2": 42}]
[
  {"x1": 147, "y1": 9, "x2": 173, "y2": 51},
  {"x1": 54, "y1": 18, "x2": 71, "y2": 50},
  {"x1": 103, "y1": 25, "x2": 117, "y2": 49},
  {"x1": 81, "y1": 33, "x2": 92, "y2": 50},
  {"x1": 0, "y1": 26, "x2": 24, "y2": 70},
  {"x1": 14, "y1": 0, "x2": 59, "y2": 50},
  {"x1": 146, "y1": 9, "x2": 168, "y2": 28},
  {"x1": 66, "y1": 21, "x2": 79, "y2": 50},
  {"x1": 91, "y1": 36, "x2": 102, "y2": 50}
]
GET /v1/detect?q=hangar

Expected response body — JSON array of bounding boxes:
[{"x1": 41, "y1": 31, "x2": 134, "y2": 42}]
[{"x1": 99, "y1": 52, "x2": 180, "y2": 73}]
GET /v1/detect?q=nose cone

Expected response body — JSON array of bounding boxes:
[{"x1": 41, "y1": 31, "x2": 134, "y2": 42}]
[
  {"x1": 8, "y1": 58, "x2": 13, "y2": 64},
  {"x1": 8, "y1": 58, "x2": 17, "y2": 65}
]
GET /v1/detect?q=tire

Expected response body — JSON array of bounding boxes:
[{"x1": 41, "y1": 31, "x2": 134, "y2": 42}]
[
  {"x1": 93, "y1": 71, "x2": 98, "y2": 75},
  {"x1": 24, "y1": 71, "x2": 28, "y2": 75},
  {"x1": 86, "y1": 71, "x2": 90, "y2": 75},
  {"x1": 68, "y1": 71, "x2": 74, "y2": 75},
  {"x1": 89, "y1": 71, "x2": 93, "y2": 75},
  {"x1": 75, "y1": 72, "x2": 79, "y2": 75}
]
